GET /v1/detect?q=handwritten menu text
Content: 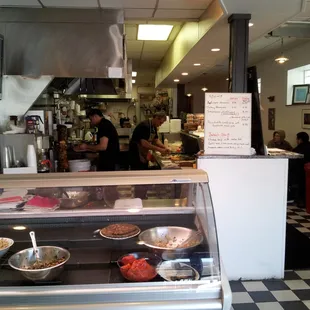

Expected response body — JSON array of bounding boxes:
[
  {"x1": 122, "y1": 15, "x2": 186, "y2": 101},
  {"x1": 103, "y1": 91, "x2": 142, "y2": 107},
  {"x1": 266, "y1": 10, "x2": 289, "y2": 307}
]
[{"x1": 204, "y1": 93, "x2": 251, "y2": 155}]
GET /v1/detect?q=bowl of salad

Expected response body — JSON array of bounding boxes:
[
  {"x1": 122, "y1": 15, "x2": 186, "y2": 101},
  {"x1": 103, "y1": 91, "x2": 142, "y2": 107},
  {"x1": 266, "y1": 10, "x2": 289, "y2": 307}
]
[{"x1": 117, "y1": 252, "x2": 162, "y2": 282}]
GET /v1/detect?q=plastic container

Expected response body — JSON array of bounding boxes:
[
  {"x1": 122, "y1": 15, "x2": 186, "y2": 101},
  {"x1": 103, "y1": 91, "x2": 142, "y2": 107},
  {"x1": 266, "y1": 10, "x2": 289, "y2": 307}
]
[
  {"x1": 170, "y1": 119, "x2": 181, "y2": 133},
  {"x1": 27, "y1": 145, "x2": 37, "y2": 168},
  {"x1": 68, "y1": 159, "x2": 91, "y2": 172}
]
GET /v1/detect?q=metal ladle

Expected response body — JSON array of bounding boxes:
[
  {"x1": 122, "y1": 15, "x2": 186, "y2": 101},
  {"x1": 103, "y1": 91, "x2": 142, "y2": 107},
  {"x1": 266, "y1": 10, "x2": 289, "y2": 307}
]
[{"x1": 29, "y1": 231, "x2": 41, "y2": 263}]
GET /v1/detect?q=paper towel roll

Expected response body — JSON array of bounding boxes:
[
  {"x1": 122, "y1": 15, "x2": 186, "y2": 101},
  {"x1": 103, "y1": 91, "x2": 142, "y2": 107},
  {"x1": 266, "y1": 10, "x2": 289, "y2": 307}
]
[{"x1": 170, "y1": 119, "x2": 181, "y2": 133}]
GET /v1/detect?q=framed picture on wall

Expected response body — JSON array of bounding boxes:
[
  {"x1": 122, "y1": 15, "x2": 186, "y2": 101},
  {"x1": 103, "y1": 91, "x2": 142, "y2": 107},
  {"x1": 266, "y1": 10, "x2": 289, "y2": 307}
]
[
  {"x1": 302, "y1": 110, "x2": 310, "y2": 129},
  {"x1": 292, "y1": 84, "x2": 310, "y2": 105},
  {"x1": 268, "y1": 108, "x2": 275, "y2": 130}
]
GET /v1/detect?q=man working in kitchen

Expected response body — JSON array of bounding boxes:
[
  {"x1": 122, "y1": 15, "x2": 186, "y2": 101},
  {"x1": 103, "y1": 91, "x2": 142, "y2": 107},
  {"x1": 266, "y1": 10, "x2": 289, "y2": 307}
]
[
  {"x1": 74, "y1": 109, "x2": 120, "y2": 171},
  {"x1": 129, "y1": 111, "x2": 169, "y2": 171}
]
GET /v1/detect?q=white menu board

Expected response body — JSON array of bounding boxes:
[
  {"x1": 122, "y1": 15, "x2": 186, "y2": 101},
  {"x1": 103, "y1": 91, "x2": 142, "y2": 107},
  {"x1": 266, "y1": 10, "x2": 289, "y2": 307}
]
[{"x1": 204, "y1": 93, "x2": 251, "y2": 155}]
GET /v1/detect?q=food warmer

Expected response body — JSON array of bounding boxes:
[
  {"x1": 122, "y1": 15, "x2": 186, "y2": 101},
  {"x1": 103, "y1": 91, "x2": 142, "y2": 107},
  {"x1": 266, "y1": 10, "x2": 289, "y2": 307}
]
[{"x1": 0, "y1": 170, "x2": 232, "y2": 310}]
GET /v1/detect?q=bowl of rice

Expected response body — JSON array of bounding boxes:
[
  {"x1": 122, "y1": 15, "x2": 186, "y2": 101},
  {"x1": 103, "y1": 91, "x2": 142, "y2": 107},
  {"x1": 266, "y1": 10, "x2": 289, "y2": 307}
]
[{"x1": 0, "y1": 238, "x2": 14, "y2": 259}]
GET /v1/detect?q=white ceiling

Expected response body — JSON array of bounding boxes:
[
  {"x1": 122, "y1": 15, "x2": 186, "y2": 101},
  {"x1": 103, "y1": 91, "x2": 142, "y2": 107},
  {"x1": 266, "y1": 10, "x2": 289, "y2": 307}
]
[
  {"x1": 156, "y1": 0, "x2": 310, "y2": 88},
  {"x1": 1, "y1": 0, "x2": 310, "y2": 88}
]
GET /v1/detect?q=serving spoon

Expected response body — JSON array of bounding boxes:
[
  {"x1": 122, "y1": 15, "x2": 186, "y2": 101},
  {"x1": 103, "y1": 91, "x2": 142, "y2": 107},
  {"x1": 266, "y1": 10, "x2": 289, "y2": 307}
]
[{"x1": 29, "y1": 231, "x2": 42, "y2": 265}]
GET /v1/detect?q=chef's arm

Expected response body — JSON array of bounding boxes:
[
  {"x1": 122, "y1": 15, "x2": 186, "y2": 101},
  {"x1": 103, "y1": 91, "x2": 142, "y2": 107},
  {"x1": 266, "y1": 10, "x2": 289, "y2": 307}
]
[
  {"x1": 85, "y1": 137, "x2": 108, "y2": 152},
  {"x1": 140, "y1": 139, "x2": 165, "y2": 152},
  {"x1": 154, "y1": 138, "x2": 165, "y2": 149}
]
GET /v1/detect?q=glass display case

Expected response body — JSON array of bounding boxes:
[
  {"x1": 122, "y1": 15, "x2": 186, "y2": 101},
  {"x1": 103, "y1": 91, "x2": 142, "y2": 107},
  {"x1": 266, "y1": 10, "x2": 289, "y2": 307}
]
[{"x1": 0, "y1": 170, "x2": 232, "y2": 310}]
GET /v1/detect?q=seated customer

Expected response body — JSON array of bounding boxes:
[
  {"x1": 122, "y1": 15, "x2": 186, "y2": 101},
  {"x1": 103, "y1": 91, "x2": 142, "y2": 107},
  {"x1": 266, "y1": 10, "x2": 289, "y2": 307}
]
[
  {"x1": 267, "y1": 130, "x2": 292, "y2": 151},
  {"x1": 294, "y1": 132, "x2": 310, "y2": 162}
]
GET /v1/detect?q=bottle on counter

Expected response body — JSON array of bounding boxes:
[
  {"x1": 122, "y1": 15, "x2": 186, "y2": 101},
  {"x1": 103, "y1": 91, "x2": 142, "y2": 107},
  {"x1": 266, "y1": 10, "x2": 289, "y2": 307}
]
[{"x1": 164, "y1": 138, "x2": 169, "y2": 148}]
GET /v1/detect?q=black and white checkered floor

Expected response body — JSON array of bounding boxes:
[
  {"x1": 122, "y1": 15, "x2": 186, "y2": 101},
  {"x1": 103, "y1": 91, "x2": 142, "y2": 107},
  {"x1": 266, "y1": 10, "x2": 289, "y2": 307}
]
[{"x1": 230, "y1": 205, "x2": 310, "y2": 310}]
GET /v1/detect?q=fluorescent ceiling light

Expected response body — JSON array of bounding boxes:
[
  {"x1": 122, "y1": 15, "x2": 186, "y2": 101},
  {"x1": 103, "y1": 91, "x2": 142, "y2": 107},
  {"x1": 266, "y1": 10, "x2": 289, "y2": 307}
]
[
  {"x1": 174, "y1": 79, "x2": 180, "y2": 82},
  {"x1": 13, "y1": 225, "x2": 27, "y2": 231},
  {"x1": 211, "y1": 48, "x2": 220, "y2": 52},
  {"x1": 132, "y1": 79, "x2": 136, "y2": 84},
  {"x1": 182, "y1": 72, "x2": 188, "y2": 76},
  {"x1": 193, "y1": 63, "x2": 201, "y2": 66},
  {"x1": 138, "y1": 24, "x2": 173, "y2": 41},
  {"x1": 249, "y1": 23, "x2": 254, "y2": 27},
  {"x1": 132, "y1": 71, "x2": 137, "y2": 77}
]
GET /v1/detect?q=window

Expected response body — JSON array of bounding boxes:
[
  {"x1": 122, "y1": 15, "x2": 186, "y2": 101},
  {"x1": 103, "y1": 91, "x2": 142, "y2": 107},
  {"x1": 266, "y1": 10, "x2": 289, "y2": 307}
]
[
  {"x1": 257, "y1": 78, "x2": 261, "y2": 94},
  {"x1": 304, "y1": 70, "x2": 310, "y2": 84}
]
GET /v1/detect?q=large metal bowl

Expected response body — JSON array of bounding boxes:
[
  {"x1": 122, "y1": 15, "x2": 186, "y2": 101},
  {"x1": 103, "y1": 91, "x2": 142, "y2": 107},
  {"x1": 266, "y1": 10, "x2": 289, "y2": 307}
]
[
  {"x1": 138, "y1": 227, "x2": 203, "y2": 260},
  {"x1": 59, "y1": 191, "x2": 89, "y2": 209},
  {"x1": 8, "y1": 246, "x2": 70, "y2": 281}
]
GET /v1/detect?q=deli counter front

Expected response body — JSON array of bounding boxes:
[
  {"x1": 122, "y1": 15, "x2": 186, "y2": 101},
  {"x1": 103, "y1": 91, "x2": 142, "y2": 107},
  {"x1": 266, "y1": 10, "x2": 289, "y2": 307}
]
[{"x1": 0, "y1": 170, "x2": 231, "y2": 310}]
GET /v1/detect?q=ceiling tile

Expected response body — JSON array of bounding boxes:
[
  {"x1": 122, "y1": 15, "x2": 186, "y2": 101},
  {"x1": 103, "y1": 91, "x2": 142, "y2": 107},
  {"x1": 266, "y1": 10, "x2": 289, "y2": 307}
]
[
  {"x1": 125, "y1": 24, "x2": 137, "y2": 40},
  {"x1": 126, "y1": 40, "x2": 144, "y2": 52},
  {"x1": 41, "y1": 0, "x2": 98, "y2": 8},
  {"x1": 100, "y1": 0, "x2": 156, "y2": 8},
  {"x1": 0, "y1": 0, "x2": 40, "y2": 6},
  {"x1": 158, "y1": 0, "x2": 212, "y2": 10},
  {"x1": 143, "y1": 41, "x2": 171, "y2": 53},
  {"x1": 127, "y1": 51, "x2": 141, "y2": 59},
  {"x1": 154, "y1": 9, "x2": 204, "y2": 19},
  {"x1": 125, "y1": 9, "x2": 153, "y2": 19},
  {"x1": 141, "y1": 51, "x2": 165, "y2": 60}
]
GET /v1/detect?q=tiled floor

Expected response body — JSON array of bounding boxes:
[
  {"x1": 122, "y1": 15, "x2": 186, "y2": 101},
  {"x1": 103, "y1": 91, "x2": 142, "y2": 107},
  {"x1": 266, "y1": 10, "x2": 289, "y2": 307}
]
[
  {"x1": 230, "y1": 206, "x2": 310, "y2": 309},
  {"x1": 230, "y1": 270, "x2": 310, "y2": 309}
]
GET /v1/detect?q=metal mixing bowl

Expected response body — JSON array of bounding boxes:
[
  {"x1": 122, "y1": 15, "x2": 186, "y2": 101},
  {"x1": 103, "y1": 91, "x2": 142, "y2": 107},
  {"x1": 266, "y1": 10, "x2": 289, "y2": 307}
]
[
  {"x1": 138, "y1": 226, "x2": 203, "y2": 260},
  {"x1": 8, "y1": 246, "x2": 70, "y2": 281}
]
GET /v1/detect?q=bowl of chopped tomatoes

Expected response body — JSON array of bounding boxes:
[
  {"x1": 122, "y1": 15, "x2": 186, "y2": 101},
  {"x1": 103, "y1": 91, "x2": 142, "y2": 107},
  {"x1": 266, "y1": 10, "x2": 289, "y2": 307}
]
[{"x1": 117, "y1": 252, "x2": 162, "y2": 282}]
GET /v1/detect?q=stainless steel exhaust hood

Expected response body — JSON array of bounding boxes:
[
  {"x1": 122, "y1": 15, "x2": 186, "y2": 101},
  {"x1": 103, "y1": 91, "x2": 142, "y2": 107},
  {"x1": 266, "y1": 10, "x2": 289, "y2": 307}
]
[{"x1": 0, "y1": 8, "x2": 132, "y2": 100}]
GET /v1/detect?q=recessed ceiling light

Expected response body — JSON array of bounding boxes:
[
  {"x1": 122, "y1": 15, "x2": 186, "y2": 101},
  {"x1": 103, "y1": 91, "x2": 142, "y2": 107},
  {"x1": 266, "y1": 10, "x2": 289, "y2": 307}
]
[
  {"x1": 182, "y1": 72, "x2": 188, "y2": 76},
  {"x1": 132, "y1": 79, "x2": 136, "y2": 84},
  {"x1": 132, "y1": 71, "x2": 137, "y2": 77},
  {"x1": 193, "y1": 63, "x2": 201, "y2": 66},
  {"x1": 174, "y1": 79, "x2": 180, "y2": 82},
  {"x1": 137, "y1": 24, "x2": 173, "y2": 41},
  {"x1": 211, "y1": 48, "x2": 220, "y2": 52},
  {"x1": 226, "y1": 78, "x2": 229, "y2": 81},
  {"x1": 187, "y1": 93, "x2": 192, "y2": 97},
  {"x1": 249, "y1": 23, "x2": 254, "y2": 27}
]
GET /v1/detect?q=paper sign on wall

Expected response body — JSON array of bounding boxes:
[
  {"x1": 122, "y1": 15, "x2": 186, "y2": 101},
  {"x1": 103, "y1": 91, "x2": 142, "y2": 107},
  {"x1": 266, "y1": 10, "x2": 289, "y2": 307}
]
[{"x1": 204, "y1": 93, "x2": 252, "y2": 155}]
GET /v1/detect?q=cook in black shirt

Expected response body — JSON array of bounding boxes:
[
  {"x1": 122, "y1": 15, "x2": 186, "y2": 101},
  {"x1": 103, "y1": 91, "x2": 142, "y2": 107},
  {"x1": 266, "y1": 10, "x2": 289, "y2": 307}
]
[
  {"x1": 74, "y1": 109, "x2": 120, "y2": 171},
  {"x1": 129, "y1": 111, "x2": 169, "y2": 170}
]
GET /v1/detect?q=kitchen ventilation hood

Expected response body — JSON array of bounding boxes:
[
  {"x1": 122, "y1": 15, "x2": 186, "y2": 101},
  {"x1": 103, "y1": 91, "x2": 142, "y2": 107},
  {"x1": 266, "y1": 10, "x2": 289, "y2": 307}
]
[{"x1": 0, "y1": 8, "x2": 132, "y2": 100}]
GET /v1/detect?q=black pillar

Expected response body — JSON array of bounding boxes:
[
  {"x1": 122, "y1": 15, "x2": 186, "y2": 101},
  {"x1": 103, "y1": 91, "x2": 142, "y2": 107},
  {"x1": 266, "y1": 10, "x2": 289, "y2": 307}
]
[
  {"x1": 228, "y1": 14, "x2": 251, "y2": 93},
  {"x1": 177, "y1": 84, "x2": 186, "y2": 115}
]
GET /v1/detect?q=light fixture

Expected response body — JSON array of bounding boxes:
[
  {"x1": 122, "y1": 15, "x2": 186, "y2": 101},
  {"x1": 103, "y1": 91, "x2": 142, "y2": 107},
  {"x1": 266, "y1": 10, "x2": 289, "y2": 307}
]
[
  {"x1": 275, "y1": 38, "x2": 289, "y2": 64},
  {"x1": 132, "y1": 79, "x2": 136, "y2": 84},
  {"x1": 12, "y1": 225, "x2": 27, "y2": 231},
  {"x1": 187, "y1": 93, "x2": 192, "y2": 97},
  {"x1": 132, "y1": 71, "x2": 137, "y2": 77},
  {"x1": 182, "y1": 72, "x2": 188, "y2": 76},
  {"x1": 211, "y1": 48, "x2": 220, "y2": 52},
  {"x1": 201, "y1": 87, "x2": 208, "y2": 92},
  {"x1": 137, "y1": 24, "x2": 173, "y2": 41},
  {"x1": 249, "y1": 23, "x2": 254, "y2": 27},
  {"x1": 226, "y1": 78, "x2": 229, "y2": 81},
  {"x1": 193, "y1": 63, "x2": 201, "y2": 66},
  {"x1": 174, "y1": 79, "x2": 180, "y2": 82}
]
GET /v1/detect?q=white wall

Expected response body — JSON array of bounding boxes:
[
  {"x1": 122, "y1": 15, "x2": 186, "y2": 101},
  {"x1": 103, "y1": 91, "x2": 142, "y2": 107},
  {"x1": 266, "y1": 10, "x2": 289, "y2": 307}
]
[{"x1": 256, "y1": 41, "x2": 310, "y2": 146}]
